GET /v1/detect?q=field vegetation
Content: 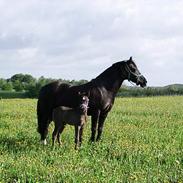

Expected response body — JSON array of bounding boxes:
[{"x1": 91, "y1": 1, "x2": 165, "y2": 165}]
[{"x1": 0, "y1": 97, "x2": 182, "y2": 182}]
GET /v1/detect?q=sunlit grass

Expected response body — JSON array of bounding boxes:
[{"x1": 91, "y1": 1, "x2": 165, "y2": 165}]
[{"x1": 0, "y1": 96, "x2": 183, "y2": 182}]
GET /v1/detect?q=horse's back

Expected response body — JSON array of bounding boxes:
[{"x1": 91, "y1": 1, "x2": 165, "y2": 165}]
[
  {"x1": 38, "y1": 81, "x2": 70, "y2": 99},
  {"x1": 37, "y1": 81, "x2": 71, "y2": 113}
]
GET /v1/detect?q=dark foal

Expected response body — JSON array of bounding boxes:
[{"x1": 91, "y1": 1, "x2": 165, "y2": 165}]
[{"x1": 52, "y1": 95, "x2": 89, "y2": 149}]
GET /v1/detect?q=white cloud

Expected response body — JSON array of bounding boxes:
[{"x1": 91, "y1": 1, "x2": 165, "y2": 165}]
[{"x1": 0, "y1": 0, "x2": 182, "y2": 86}]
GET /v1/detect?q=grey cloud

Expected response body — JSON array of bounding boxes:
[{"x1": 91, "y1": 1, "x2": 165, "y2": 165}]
[
  {"x1": 0, "y1": 0, "x2": 182, "y2": 86},
  {"x1": 0, "y1": 34, "x2": 35, "y2": 50}
]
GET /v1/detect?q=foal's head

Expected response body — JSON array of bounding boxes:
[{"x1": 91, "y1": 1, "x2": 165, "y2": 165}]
[{"x1": 77, "y1": 93, "x2": 89, "y2": 114}]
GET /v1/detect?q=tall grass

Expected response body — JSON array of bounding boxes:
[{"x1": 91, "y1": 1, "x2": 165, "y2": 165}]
[{"x1": 0, "y1": 97, "x2": 182, "y2": 182}]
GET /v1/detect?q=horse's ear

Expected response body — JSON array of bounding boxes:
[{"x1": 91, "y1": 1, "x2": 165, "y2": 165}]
[{"x1": 129, "y1": 56, "x2": 132, "y2": 61}]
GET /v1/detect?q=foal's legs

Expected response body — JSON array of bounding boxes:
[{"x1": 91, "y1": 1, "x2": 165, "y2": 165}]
[
  {"x1": 79, "y1": 125, "x2": 84, "y2": 144},
  {"x1": 52, "y1": 122, "x2": 64, "y2": 147},
  {"x1": 52, "y1": 126, "x2": 59, "y2": 147},
  {"x1": 57, "y1": 125, "x2": 65, "y2": 145},
  {"x1": 75, "y1": 125, "x2": 81, "y2": 150}
]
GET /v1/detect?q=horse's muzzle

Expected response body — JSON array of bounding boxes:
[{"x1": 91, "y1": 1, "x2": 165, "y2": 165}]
[{"x1": 137, "y1": 75, "x2": 147, "y2": 88}]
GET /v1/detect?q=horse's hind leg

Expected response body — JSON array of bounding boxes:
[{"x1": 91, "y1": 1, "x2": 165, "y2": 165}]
[{"x1": 75, "y1": 125, "x2": 81, "y2": 150}]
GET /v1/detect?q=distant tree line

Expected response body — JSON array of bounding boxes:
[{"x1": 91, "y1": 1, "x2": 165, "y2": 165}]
[
  {"x1": 0, "y1": 74, "x2": 183, "y2": 98},
  {"x1": 118, "y1": 85, "x2": 183, "y2": 97},
  {"x1": 0, "y1": 74, "x2": 88, "y2": 98}
]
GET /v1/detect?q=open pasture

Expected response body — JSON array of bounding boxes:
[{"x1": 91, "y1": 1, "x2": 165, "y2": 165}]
[{"x1": 0, "y1": 96, "x2": 182, "y2": 182}]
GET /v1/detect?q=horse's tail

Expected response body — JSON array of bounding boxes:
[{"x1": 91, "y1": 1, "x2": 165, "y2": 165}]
[
  {"x1": 37, "y1": 98, "x2": 44, "y2": 134},
  {"x1": 37, "y1": 82, "x2": 56, "y2": 138}
]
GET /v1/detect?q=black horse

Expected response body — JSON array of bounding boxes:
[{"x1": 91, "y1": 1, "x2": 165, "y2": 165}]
[{"x1": 37, "y1": 57, "x2": 147, "y2": 144}]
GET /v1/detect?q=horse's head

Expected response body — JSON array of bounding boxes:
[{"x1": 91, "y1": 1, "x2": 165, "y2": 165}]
[{"x1": 124, "y1": 57, "x2": 147, "y2": 88}]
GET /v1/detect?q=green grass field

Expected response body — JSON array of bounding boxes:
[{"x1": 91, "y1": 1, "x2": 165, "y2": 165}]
[{"x1": 0, "y1": 97, "x2": 182, "y2": 182}]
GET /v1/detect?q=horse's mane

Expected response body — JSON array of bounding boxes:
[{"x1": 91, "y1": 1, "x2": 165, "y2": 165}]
[
  {"x1": 58, "y1": 60, "x2": 127, "y2": 90},
  {"x1": 93, "y1": 61, "x2": 125, "y2": 82}
]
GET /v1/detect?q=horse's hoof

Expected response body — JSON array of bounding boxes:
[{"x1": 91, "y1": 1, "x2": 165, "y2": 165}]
[
  {"x1": 89, "y1": 137, "x2": 96, "y2": 142},
  {"x1": 41, "y1": 139, "x2": 47, "y2": 145},
  {"x1": 75, "y1": 145, "x2": 80, "y2": 150},
  {"x1": 96, "y1": 137, "x2": 101, "y2": 142}
]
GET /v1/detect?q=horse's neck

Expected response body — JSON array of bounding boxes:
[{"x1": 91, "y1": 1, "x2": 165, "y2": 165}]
[
  {"x1": 72, "y1": 64, "x2": 126, "y2": 95},
  {"x1": 92, "y1": 63, "x2": 127, "y2": 95},
  {"x1": 95, "y1": 74, "x2": 124, "y2": 95},
  {"x1": 105, "y1": 77, "x2": 124, "y2": 94}
]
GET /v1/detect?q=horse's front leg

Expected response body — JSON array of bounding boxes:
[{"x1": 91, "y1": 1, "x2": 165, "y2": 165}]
[
  {"x1": 79, "y1": 124, "x2": 84, "y2": 145},
  {"x1": 90, "y1": 110, "x2": 100, "y2": 142},
  {"x1": 96, "y1": 112, "x2": 108, "y2": 141}
]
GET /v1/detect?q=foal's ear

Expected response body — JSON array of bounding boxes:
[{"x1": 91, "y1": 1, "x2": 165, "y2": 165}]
[{"x1": 129, "y1": 56, "x2": 133, "y2": 61}]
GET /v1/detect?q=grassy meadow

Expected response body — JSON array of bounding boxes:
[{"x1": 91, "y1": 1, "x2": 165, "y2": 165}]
[{"x1": 0, "y1": 96, "x2": 182, "y2": 182}]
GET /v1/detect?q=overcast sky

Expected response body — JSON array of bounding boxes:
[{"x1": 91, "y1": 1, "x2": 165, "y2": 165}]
[{"x1": 0, "y1": 0, "x2": 182, "y2": 86}]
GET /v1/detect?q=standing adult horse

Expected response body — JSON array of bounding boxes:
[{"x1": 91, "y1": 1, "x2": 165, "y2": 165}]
[{"x1": 37, "y1": 57, "x2": 147, "y2": 144}]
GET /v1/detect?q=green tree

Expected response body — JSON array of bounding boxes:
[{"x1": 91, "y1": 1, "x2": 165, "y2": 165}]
[
  {"x1": 22, "y1": 74, "x2": 36, "y2": 83},
  {"x1": 10, "y1": 74, "x2": 24, "y2": 83},
  {"x1": 13, "y1": 80, "x2": 24, "y2": 92},
  {"x1": 26, "y1": 82, "x2": 42, "y2": 98},
  {"x1": 0, "y1": 79, "x2": 6, "y2": 90},
  {"x1": 10, "y1": 73, "x2": 36, "y2": 91},
  {"x1": 2, "y1": 82, "x2": 13, "y2": 91},
  {"x1": 38, "y1": 76, "x2": 55, "y2": 87}
]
